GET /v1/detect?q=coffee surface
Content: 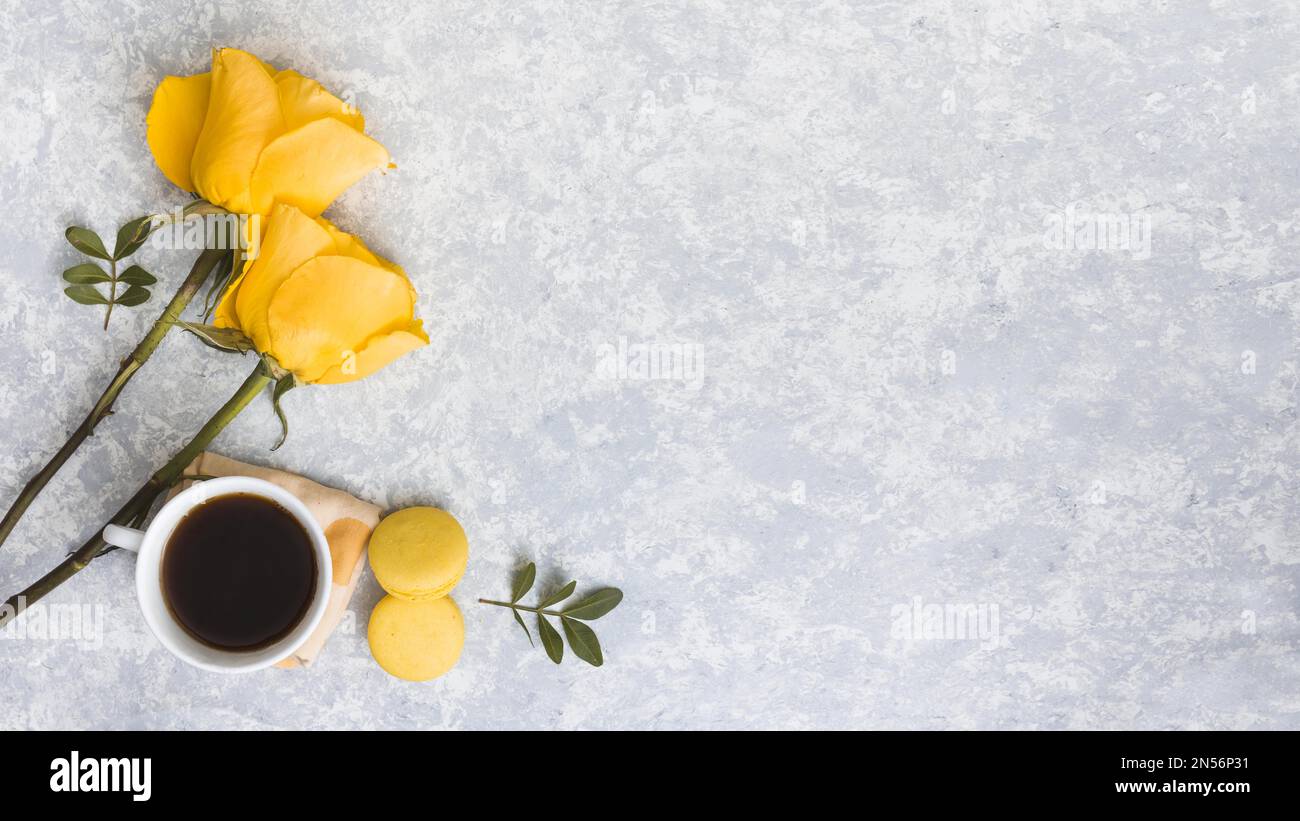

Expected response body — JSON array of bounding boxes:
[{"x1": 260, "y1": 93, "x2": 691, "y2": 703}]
[{"x1": 162, "y1": 493, "x2": 317, "y2": 651}]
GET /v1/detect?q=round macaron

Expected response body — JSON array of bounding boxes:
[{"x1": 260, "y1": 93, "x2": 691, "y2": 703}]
[
  {"x1": 367, "y1": 507, "x2": 468, "y2": 601},
  {"x1": 368, "y1": 594, "x2": 464, "y2": 681}
]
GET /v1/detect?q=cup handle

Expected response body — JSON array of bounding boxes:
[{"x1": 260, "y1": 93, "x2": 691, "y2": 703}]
[{"x1": 103, "y1": 524, "x2": 145, "y2": 554}]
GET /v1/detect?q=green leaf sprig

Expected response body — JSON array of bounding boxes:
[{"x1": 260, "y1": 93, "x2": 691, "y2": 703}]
[
  {"x1": 62, "y1": 216, "x2": 160, "y2": 329},
  {"x1": 479, "y1": 562, "x2": 623, "y2": 666}
]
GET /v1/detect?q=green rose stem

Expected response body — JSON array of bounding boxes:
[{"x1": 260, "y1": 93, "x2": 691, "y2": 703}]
[
  {"x1": 0, "y1": 362, "x2": 272, "y2": 628},
  {"x1": 0, "y1": 246, "x2": 227, "y2": 552}
]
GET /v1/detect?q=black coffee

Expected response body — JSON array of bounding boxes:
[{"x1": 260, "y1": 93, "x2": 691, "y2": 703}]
[{"x1": 161, "y1": 493, "x2": 317, "y2": 651}]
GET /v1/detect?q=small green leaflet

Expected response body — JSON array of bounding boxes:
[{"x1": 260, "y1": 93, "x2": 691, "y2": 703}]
[
  {"x1": 538, "y1": 616, "x2": 564, "y2": 664},
  {"x1": 562, "y1": 589, "x2": 624, "y2": 621},
  {"x1": 114, "y1": 285, "x2": 152, "y2": 307},
  {"x1": 538, "y1": 580, "x2": 577, "y2": 608},
  {"x1": 64, "y1": 226, "x2": 110, "y2": 260},
  {"x1": 62, "y1": 263, "x2": 109, "y2": 284},
  {"x1": 561, "y1": 617, "x2": 603, "y2": 667},
  {"x1": 511, "y1": 562, "x2": 536, "y2": 603},
  {"x1": 118, "y1": 265, "x2": 157, "y2": 286},
  {"x1": 113, "y1": 216, "x2": 157, "y2": 260},
  {"x1": 63, "y1": 285, "x2": 108, "y2": 305},
  {"x1": 512, "y1": 607, "x2": 534, "y2": 646}
]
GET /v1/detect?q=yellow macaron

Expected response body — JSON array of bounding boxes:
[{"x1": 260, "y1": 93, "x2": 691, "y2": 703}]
[
  {"x1": 368, "y1": 594, "x2": 464, "y2": 681},
  {"x1": 367, "y1": 507, "x2": 468, "y2": 601}
]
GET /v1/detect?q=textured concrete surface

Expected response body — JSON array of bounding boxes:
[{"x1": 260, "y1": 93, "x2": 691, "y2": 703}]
[{"x1": 1, "y1": 0, "x2": 1298, "y2": 730}]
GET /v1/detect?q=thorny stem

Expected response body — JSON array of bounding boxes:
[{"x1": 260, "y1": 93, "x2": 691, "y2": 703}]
[
  {"x1": 0, "y1": 247, "x2": 227, "y2": 552},
  {"x1": 0, "y1": 363, "x2": 272, "y2": 628}
]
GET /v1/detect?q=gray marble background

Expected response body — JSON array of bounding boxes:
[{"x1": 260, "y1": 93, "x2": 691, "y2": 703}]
[{"x1": 0, "y1": 0, "x2": 1297, "y2": 730}]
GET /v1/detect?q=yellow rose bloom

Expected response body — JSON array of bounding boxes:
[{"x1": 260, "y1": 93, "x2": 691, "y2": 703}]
[
  {"x1": 146, "y1": 48, "x2": 389, "y2": 218},
  {"x1": 214, "y1": 203, "x2": 428, "y2": 384}
]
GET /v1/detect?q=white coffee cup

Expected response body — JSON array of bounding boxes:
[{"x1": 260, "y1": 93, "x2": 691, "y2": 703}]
[{"x1": 102, "y1": 475, "x2": 332, "y2": 673}]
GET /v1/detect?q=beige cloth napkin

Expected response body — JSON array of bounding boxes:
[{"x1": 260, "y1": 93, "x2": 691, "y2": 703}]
[{"x1": 171, "y1": 452, "x2": 380, "y2": 668}]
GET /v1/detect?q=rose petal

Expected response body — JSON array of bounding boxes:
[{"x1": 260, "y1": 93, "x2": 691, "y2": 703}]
[
  {"x1": 248, "y1": 117, "x2": 389, "y2": 217},
  {"x1": 219, "y1": 204, "x2": 334, "y2": 349},
  {"x1": 313, "y1": 324, "x2": 429, "y2": 384},
  {"x1": 275, "y1": 69, "x2": 366, "y2": 132},
  {"x1": 145, "y1": 72, "x2": 211, "y2": 192},
  {"x1": 190, "y1": 48, "x2": 285, "y2": 212},
  {"x1": 266, "y1": 255, "x2": 415, "y2": 382}
]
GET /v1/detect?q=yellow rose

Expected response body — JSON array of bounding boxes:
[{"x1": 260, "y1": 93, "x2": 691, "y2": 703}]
[
  {"x1": 146, "y1": 48, "x2": 389, "y2": 218},
  {"x1": 214, "y1": 203, "x2": 428, "y2": 384}
]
